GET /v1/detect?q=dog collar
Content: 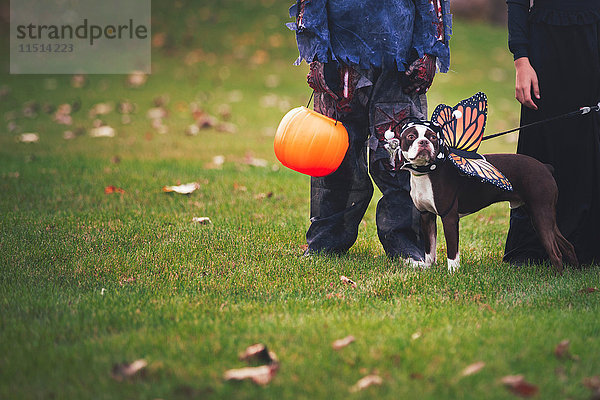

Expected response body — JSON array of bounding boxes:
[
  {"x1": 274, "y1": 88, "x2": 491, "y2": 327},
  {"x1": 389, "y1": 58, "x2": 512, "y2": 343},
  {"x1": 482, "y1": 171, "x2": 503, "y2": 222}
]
[{"x1": 400, "y1": 147, "x2": 447, "y2": 175}]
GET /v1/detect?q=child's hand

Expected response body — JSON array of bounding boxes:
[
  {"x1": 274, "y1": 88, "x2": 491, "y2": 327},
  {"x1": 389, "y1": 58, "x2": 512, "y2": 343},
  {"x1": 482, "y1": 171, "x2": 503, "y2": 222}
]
[{"x1": 404, "y1": 54, "x2": 437, "y2": 94}]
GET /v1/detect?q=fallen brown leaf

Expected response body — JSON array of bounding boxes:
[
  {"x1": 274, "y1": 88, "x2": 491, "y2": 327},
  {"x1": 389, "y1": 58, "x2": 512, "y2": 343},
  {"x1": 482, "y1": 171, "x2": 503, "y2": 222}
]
[
  {"x1": 461, "y1": 361, "x2": 486, "y2": 377},
  {"x1": 332, "y1": 335, "x2": 355, "y2": 350},
  {"x1": 185, "y1": 124, "x2": 200, "y2": 136},
  {"x1": 18, "y1": 133, "x2": 39, "y2": 143},
  {"x1": 254, "y1": 192, "x2": 273, "y2": 200},
  {"x1": 146, "y1": 107, "x2": 168, "y2": 120},
  {"x1": 554, "y1": 339, "x2": 570, "y2": 359},
  {"x1": 192, "y1": 217, "x2": 212, "y2": 225},
  {"x1": 205, "y1": 155, "x2": 225, "y2": 170},
  {"x1": 340, "y1": 275, "x2": 357, "y2": 288},
  {"x1": 224, "y1": 344, "x2": 279, "y2": 386},
  {"x1": 162, "y1": 182, "x2": 200, "y2": 194},
  {"x1": 501, "y1": 375, "x2": 539, "y2": 397},
  {"x1": 127, "y1": 71, "x2": 147, "y2": 88},
  {"x1": 579, "y1": 287, "x2": 598, "y2": 294},
  {"x1": 238, "y1": 343, "x2": 278, "y2": 364},
  {"x1": 90, "y1": 125, "x2": 116, "y2": 138},
  {"x1": 223, "y1": 364, "x2": 278, "y2": 386},
  {"x1": 243, "y1": 153, "x2": 268, "y2": 167},
  {"x1": 71, "y1": 74, "x2": 86, "y2": 88},
  {"x1": 216, "y1": 122, "x2": 237, "y2": 134},
  {"x1": 111, "y1": 359, "x2": 147, "y2": 381},
  {"x1": 89, "y1": 102, "x2": 113, "y2": 117},
  {"x1": 104, "y1": 186, "x2": 125, "y2": 194},
  {"x1": 350, "y1": 374, "x2": 382, "y2": 392}
]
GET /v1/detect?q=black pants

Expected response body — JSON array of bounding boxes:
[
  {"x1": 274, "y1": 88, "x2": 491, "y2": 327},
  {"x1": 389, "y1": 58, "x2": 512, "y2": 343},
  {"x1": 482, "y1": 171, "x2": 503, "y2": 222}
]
[
  {"x1": 306, "y1": 66, "x2": 427, "y2": 260},
  {"x1": 504, "y1": 20, "x2": 600, "y2": 265}
]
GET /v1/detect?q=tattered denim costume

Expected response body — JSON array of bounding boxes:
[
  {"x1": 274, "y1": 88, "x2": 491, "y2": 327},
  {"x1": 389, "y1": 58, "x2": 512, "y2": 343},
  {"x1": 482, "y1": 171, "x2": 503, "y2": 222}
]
[{"x1": 288, "y1": 0, "x2": 451, "y2": 259}]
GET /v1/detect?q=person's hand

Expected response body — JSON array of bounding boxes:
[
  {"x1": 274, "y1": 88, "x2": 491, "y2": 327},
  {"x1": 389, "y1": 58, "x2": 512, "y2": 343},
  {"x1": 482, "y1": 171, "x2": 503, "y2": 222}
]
[
  {"x1": 514, "y1": 57, "x2": 540, "y2": 110},
  {"x1": 403, "y1": 54, "x2": 437, "y2": 94}
]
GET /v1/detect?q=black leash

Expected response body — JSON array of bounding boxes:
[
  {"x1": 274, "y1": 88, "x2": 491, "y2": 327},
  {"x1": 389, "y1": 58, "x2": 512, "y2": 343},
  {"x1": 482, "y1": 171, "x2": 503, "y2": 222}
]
[{"x1": 482, "y1": 101, "x2": 600, "y2": 141}]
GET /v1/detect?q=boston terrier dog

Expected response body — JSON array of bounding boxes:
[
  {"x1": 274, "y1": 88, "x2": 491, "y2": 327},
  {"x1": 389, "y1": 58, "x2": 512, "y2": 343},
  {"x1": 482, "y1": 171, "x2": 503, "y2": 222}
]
[{"x1": 393, "y1": 121, "x2": 578, "y2": 273}]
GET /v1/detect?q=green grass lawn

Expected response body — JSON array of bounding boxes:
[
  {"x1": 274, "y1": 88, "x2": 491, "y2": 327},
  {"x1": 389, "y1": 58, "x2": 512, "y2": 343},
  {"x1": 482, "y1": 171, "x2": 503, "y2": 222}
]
[{"x1": 1, "y1": 1, "x2": 599, "y2": 399}]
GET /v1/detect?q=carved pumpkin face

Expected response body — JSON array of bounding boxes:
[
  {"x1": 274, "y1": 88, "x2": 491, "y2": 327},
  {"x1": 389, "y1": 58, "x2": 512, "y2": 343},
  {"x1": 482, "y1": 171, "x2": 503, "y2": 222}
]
[{"x1": 274, "y1": 107, "x2": 349, "y2": 177}]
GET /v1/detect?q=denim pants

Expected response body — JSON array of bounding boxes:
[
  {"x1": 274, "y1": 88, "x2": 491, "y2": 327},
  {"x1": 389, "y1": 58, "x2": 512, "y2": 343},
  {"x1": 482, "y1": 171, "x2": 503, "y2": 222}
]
[{"x1": 306, "y1": 66, "x2": 428, "y2": 260}]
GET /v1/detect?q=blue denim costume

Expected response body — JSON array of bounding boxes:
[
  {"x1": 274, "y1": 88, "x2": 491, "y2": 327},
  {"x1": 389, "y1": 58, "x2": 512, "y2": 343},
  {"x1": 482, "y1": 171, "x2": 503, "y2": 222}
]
[
  {"x1": 288, "y1": 0, "x2": 451, "y2": 72},
  {"x1": 288, "y1": 0, "x2": 451, "y2": 260}
]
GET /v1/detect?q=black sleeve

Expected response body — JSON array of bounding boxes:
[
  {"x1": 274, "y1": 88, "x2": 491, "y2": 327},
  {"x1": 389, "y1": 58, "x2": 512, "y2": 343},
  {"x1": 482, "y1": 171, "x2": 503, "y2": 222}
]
[{"x1": 506, "y1": 0, "x2": 530, "y2": 60}]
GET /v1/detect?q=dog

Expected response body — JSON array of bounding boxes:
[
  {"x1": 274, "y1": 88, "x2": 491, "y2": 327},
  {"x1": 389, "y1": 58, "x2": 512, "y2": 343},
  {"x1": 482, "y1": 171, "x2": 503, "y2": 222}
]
[{"x1": 395, "y1": 121, "x2": 578, "y2": 273}]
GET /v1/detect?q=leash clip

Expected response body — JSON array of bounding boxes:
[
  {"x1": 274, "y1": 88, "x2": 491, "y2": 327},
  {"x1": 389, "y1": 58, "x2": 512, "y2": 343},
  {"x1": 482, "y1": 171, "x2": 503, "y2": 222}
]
[{"x1": 580, "y1": 106, "x2": 592, "y2": 115}]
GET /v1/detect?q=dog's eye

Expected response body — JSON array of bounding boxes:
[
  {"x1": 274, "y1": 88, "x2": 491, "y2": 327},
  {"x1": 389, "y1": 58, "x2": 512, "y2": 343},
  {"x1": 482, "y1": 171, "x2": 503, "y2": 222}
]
[{"x1": 407, "y1": 133, "x2": 416, "y2": 141}]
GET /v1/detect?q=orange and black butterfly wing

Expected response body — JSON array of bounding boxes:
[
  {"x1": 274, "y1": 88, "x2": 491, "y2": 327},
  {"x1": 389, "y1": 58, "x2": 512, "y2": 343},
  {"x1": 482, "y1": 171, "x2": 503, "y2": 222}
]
[
  {"x1": 448, "y1": 152, "x2": 513, "y2": 191},
  {"x1": 431, "y1": 92, "x2": 488, "y2": 152}
]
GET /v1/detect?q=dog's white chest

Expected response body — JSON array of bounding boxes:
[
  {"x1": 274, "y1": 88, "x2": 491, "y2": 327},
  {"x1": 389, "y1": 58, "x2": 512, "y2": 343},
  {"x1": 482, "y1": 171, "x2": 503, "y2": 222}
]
[{"x1": 409, "y1": 174, "x2": 437, "y2": 214}]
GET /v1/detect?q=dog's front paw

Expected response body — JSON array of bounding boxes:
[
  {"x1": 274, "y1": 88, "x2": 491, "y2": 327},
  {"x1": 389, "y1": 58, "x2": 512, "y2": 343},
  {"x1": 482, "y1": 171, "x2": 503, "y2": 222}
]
[
  {"x1": 425, "y1": 252, "x2": 436, "y2": 267},
  {"x1": 447, "y1": 254, "x2": 460, "y2": 273}
]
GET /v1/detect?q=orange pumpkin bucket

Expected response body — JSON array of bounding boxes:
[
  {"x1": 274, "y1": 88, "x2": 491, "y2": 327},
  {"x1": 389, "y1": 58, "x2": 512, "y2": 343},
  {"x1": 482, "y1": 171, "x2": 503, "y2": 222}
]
[{"x1": 274, "y1": 106, "x2": 349, "y2": 177}]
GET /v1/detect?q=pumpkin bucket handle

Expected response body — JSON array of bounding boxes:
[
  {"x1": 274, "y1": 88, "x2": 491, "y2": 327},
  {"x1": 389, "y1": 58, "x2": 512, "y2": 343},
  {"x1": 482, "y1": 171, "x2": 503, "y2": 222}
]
[{"x1": 305, "y1": 90, "x2": 340, "y2": 126}]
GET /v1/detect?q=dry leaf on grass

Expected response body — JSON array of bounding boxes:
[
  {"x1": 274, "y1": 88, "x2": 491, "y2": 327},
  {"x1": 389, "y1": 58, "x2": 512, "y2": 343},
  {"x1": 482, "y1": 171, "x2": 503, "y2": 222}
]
[
  {"x1": 224, "y1": 344, "x2": 279, "y2": 386},
  {"x1": 579, "y1": 287, "x2": 598, "y2": 294},
  {"x1": 111, "y1": 359, "x2": 147, "y2": 381},
  {"x1": 147, "y1": 107, "x2": 168, "y2": 120},
  {"x1": 89, "y1": 102, "x2": 113, "y2": 117},
  {"x1": 205, "y1": 155, "x2": 226, "y2": 170},
  {"x1": 461, "y1": 361, "x2": 486, "y2": 377},
  {"x1": 238, "y1": 343, "x2": 278, "y2": 364},
  {"x1": 332, "y1": 335, "x2": 355, "y2": 350},
  {"x1": 162, "y1": 182, "x2": 200, "y2": 194},
  {"x1": 223, "y1": 364, "x2": 278, "y2": 386},
  {"x1": 216, "y1": 122, "x2": 237, "y2": 134},
  {"x1": 254, "y1": 192, "x2": 273, "y2": 200},
  {"x1": 104, "y1": 186, "x2": 125, "y2": 194},
  {"x1": 185, "y1": 124, "x2": 200, "y2": 136},
  {"x1": 127, "y1": 71, "x2": 147, "y2": 88},
  {"x1": 63, "y1": 130, "x2": 77, "y2": 140},
  {"x1": 90, "y1": 126, "x2": 116, "y2": 138},
  {"x1": 243, "y1": 154, "x2": 268, "y2": 168},
  {"x1": 350, "y1": 374, "x2": 382, "y2": 393},
  {"x1": 340, "y1": 276, "x2": 357, "y2": 288},
  {"x1": 18, "y1": 133, "x2": 39, "y2": 143},
  {"x1": 192, "y1": 217, "x2": 212, "y2": 225},
  {"x1": 54, "y1": 104, "x2": 73, "y2": 125},
  {"x1": 71, "y1": 74, "x2": 86, "y2": 88},
  {"x1": 554, "y1": 339, "x2": 570, "y2": 359},
  {"x1": 501, "y1": 375, "x2": 539, "y2": 397}
]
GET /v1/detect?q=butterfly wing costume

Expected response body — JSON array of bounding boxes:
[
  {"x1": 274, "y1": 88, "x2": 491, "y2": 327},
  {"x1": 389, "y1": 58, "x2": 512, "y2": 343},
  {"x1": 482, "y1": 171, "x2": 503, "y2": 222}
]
[{"x1": 431, "y1": 92, "x2": 513, "y2": 191}]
